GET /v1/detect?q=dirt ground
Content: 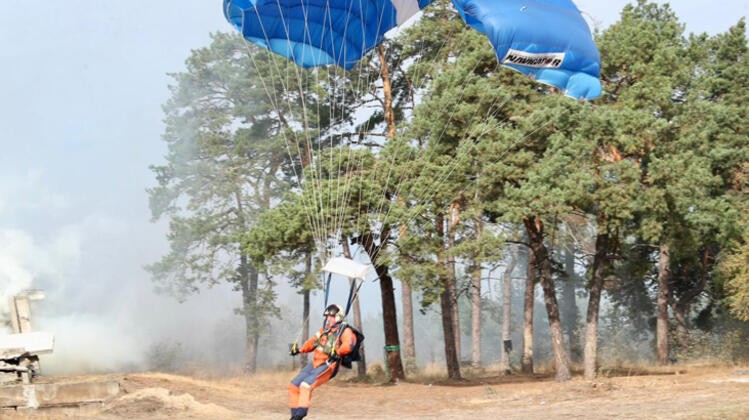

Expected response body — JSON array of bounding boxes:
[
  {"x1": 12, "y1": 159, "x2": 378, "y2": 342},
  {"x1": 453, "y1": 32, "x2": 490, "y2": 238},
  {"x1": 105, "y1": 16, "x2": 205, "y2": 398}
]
[{"x1": 5, "y1": 365, "x2": 749, "y2": 419}]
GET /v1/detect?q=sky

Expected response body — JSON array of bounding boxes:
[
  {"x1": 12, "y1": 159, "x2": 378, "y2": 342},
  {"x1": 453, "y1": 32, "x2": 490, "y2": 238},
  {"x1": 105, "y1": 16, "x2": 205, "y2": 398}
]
[{"x1": 0, "y1": 1, "x2": 747, "y2": 373}]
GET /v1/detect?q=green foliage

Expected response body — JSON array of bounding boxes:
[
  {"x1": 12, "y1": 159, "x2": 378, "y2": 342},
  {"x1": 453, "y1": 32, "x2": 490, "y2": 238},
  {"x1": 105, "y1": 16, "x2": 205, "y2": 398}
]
[
  {"x1": 588, "y1": 1, "x2": 749, "y2": 337},
  {"x1": 148, "y1": 33, "x2": 298, "y2": 297},
  {"x1": 720, "y1": 234, "x2": 749, "y2": 321},
  {"x1": 147, "y1": 33, "x2": 347, "y2": 369},
  {"x1": 151, "y1": 1, "x2": 749, "y2": 369},
  {"x1": 673, "y1": 328, "x2": 749, "y2": 363}
]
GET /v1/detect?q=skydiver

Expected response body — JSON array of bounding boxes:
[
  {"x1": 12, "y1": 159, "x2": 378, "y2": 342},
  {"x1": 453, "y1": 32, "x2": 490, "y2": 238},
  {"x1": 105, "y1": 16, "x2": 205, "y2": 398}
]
[{"x1": 288, "y1": 304, "x2": 358, "y2": 420}]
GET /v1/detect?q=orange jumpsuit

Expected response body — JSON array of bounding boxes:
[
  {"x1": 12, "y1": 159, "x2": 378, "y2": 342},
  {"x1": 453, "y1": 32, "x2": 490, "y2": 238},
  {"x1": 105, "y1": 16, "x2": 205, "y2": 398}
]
[{"x1": 288, "y1": 322, "x2": 357, "y2": 417}]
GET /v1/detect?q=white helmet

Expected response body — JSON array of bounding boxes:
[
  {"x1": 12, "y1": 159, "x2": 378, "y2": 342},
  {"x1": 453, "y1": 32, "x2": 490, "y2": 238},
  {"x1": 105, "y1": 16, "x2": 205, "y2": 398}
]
[{"x1": 323, "y1": 304, "x2": 344, "y2": 323}]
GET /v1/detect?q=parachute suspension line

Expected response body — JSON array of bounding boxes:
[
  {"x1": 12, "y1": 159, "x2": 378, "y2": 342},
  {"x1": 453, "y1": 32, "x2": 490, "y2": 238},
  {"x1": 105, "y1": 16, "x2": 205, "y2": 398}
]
[
  {"x1": 366, "y1": 59, "x2": 505, "y2": 266},
  {"x1": 244, "y1": 4, "x2": 331, "y2": 257},
  {"x1": 293, "y1": 308, "x2": 314, "y2": 345},
  {"x1": 319, "y1": 1, "x2": 445, "y2": 263},
  {"x1": 320, "y1": 272, "x2": 341, "y2": 331},
  {"x1": 375, "y1": 4, "x2": 487, "y2": 221},
  {"x1": 398, "y1": 114, "x2": 560, "y2": 233},
  {"x1": 287, "y1": 0, "x2": 329, "y2": 253},
  {"x1": 323, "y1": 272, "x2": 333, "y2": 308},
  {"x1": 259, "y1": 0, "x2": 377, "y2": 258},
  {"x1": 324, "y1": 0, "x2": 425, "y2": 255},
  {"x1": 371, "y1": 58, "x2": 559, "y2": 268},
  {"x1": 240, "y1": 1, "x2": 512, "y2": 270},
  {"x1": 369, "y1": 24, "x2": 482, "y2": 265},
  {"x1": 385, "y1": 72, "x2": 505, "y2": 219},
  {"x1": 320, "y1": 55, "x2": 337, "y2": 248},
  {"x1": 324, "y1": 1, "x2": 343, "y2": 247},
  {"x1": 320, "y1": 1, "x2": 369, "y2": 257},
  {"x1": 331, "y1": 9, "x2": 485, "y2": 269},
  {"x1": 320, "y1": 0, "x2": 382, "y2": 253},
  {"x1": 327, "y1": 8, "x2": 362, "y2": 256},
  {"x1": 382, "y1": 21, "x2": 527, "y2": 218},
  {"x1": 344, "y1": 278, "x2": 365, "y2": 318},
  {"x1": 325, "y1": 0, "x2": 395, "y2": 255},
  {"x1": 361, "y1": 14, "x2": 469, "y2": 266},
  {"x1": 339, "y1": 32, "x2": 442, "y2": 262},
  {"x1": 256, "y1": 1, "x2": 329, "y2": 258},
  {"x1": 242, "y1": 41, "x2": 327, "y2": 258},
  {"x1": 258, "y1": 3, "x2": 503, "y2": 272},
  {"x1": 326, "y1": 0, "x2": 394, "y2": 318},
  {"x1": 272, "y1": 0, "x2": 333, "y2": 255},
  {"x1": 330, "y1": 0, "x2": 392, "y2": 249}
]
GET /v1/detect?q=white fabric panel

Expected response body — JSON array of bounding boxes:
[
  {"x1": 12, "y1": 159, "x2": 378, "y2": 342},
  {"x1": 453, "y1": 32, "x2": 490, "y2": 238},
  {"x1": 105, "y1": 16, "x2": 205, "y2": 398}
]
[
  {"x1": 391, "y1": 0, "x2": 422, "y2": 25},
  {"x1": 322, "y1": 257, "x2": 372, "y2": 280}
]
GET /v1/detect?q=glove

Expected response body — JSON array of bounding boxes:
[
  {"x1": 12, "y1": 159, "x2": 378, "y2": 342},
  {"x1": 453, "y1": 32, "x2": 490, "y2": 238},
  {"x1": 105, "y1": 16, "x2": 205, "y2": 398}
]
[{"x1": 289, "y1": 343, "x2": 300, "y2": 356}]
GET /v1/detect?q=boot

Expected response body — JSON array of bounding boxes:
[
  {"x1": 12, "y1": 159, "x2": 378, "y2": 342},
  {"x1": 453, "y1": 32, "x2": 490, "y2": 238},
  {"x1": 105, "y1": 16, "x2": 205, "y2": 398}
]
[{"x1": 290, "y1": 407, "x2": 307, "y2": 420}]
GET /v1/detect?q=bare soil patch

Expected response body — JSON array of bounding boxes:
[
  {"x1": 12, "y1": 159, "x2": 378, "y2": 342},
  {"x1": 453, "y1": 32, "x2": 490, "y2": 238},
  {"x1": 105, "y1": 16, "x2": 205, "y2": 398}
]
[{"x1": 4, "y1": 365, "x2": 749, "y2": 419}]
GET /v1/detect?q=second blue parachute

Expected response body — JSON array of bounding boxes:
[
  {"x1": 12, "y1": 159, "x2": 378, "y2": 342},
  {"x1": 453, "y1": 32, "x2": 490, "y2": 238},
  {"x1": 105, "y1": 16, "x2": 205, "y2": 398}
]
[{"x1": 223, "y1": 0, "x2": 601, "y2": 99}]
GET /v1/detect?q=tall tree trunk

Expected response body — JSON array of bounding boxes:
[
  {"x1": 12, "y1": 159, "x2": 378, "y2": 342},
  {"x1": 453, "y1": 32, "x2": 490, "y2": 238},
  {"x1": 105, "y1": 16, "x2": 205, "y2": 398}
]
[
  {"x1": 378, "y1": 45, "x2": 397, "y2": 140},
  {"x1": 524, "y1": 216, "x2": 571, "y2": 382},
  {"x1": 562, "y1": 246, "x2": 581, "y2": 362},
  {"x1": 469, "y1": 175, "x2": 482, "y2": 371},
  {"x1": 437, "y1": 212, "x2": 461, "y2": 379},
  {"x1": 670, "y1": 249, "x2": 709, "y2": 353},
  {"x1": 447, "y1": 225, "x2": 461, "y2": 362},
  {"x1": 522, "y1": 246, "x2": 535, "y2": 374},
  {"x1": 402, "y1": 278, "x2": 417, "y2": 373},
  {"x1": 374, "y1": 43, "x2": 405, "y2": 381},
  {"x1": 378, "y1": 264, "x2": 404, "y2": 381},
  {"x1": 300, "y1": 252, "x2": 312, "y2": 367},
  {"x1": 234, "y1": 191, "x2": 259, "y2": 373},
  {"x1": 440, "y1": 276, "x2": 461, "y2": 379},
  {"x1": 398, "y1": 214, "x2": 417, "y2": 373},
  {"x1": 241, "y1": 258, "x2": 259, "y2": 373},
  {"x1": 341, "y1": 237, "x2": 367, "y2": 377},
  {"x1": 500, "y1": 246, "x2": 518, "y2": 374},
  {"x1": 470, "y1": 259, "x2": 482, "y2": 369},
  {"x1": 657, "y1": 244, "x2": 671, "y2": 365},
  {"x1": 583, "y1": 233, "x2": 609, "y2": 380},
  {"x1": 355, "y1": 230, "x2": 404, "y2": 381}
]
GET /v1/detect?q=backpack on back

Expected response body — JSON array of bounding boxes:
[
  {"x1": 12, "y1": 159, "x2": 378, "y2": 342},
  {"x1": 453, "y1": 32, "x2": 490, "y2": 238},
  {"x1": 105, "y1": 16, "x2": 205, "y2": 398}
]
[{"x1": 339, "y1": 325, "x2": 365, "y2": 369}]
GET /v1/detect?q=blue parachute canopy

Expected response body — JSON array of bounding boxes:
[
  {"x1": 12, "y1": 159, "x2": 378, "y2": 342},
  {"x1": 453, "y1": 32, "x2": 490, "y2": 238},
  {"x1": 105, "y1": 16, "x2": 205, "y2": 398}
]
[{"x1": 223, "y1": 0, "x2": 601, "y2": 99}]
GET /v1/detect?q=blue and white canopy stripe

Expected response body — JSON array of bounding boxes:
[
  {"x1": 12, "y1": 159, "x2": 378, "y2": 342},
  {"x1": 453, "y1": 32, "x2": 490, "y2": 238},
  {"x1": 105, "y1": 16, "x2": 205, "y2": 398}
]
[{"x1": 223, "y1": 0, "x2": 601, "y2": 99}]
